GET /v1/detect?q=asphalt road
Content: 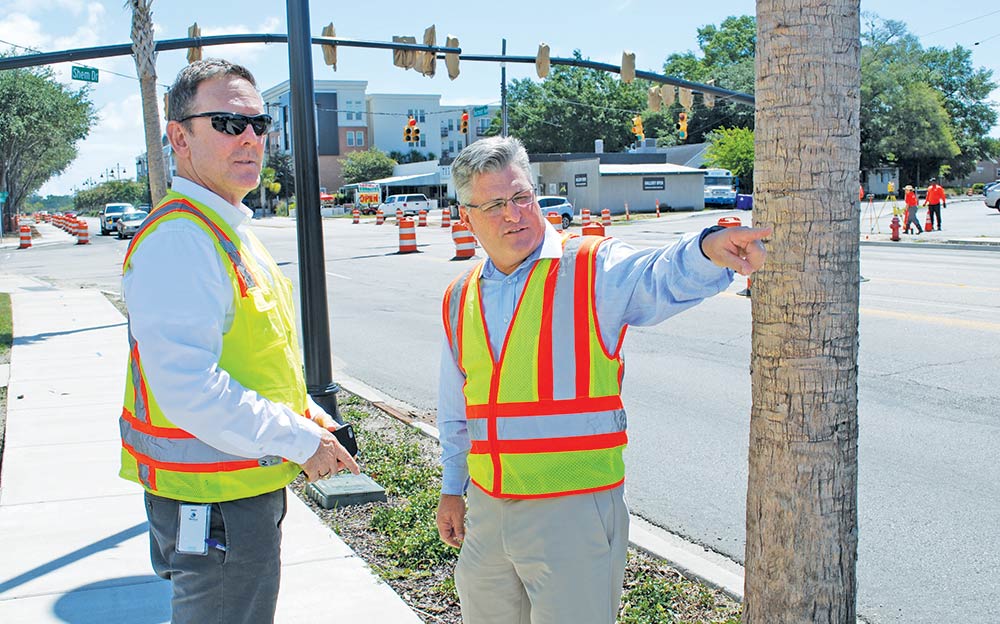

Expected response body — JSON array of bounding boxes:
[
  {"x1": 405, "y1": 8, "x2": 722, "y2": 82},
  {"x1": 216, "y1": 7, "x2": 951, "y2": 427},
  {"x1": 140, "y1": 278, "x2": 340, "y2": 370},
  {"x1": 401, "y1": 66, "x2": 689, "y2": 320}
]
[{"x1": 3, "y1": 198, "x2": 998, "y2": 623}]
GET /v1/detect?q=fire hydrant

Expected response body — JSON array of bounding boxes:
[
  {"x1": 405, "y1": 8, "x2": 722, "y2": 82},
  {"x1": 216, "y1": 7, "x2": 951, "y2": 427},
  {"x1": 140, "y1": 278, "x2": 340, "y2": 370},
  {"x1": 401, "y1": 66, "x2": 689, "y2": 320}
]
[{"x1": 890, "y1": 215, "x2": 901, "y2": 241}]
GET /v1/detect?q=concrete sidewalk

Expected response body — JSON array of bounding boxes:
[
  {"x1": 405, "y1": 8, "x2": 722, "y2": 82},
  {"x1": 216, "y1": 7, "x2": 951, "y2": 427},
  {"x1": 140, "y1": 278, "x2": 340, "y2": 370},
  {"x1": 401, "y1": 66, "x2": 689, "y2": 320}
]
[{"x1": 0, "y1": 274, "x2": 421, "y2": 623}]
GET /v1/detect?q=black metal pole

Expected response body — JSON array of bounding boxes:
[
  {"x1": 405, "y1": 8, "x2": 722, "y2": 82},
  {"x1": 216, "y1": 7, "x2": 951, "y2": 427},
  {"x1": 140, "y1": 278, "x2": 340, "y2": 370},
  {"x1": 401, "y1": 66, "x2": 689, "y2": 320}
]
[
  {"x1": 500, "y1": 39, "x2": 508, "y2": 137},
  {"x1": 285, "y1": 0, "x2": 340, "y2": 421}
]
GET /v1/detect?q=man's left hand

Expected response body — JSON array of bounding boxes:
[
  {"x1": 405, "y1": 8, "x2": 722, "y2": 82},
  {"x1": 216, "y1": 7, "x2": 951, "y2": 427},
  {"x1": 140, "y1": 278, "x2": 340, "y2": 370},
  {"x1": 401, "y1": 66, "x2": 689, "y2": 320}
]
[{"x1": 701, "y1": 226, "x2": 772, "y2": 276}]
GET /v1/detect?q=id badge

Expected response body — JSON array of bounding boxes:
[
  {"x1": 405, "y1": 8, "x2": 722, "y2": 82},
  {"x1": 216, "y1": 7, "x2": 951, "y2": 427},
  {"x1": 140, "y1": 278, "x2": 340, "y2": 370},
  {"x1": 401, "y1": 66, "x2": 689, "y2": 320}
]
[{"x1": 176, "y1": 504, "x2": 211, "y2": 555}]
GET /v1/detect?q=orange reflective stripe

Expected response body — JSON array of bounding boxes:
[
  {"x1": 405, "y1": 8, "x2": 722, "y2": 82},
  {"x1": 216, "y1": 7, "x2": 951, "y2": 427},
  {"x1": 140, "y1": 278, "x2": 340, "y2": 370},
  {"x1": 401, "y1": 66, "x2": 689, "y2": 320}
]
[
  {"x1": 466, "y1": 395, "x2": 623, "y2": 419},
  {"x1": 470, "y1": 430, "x2": 627, "y2": 455},
  {"x1": 536, "y1": 261, "x2": 560, "y2": 401},
  {"x1": 123, "y1": 441, "x2": 267, "y2": 473},
  {"x1": 120, "y1": 407, "x2": 196, "y2": 439},
  {"x1": 573, "y1": 238, "x2": 600, "y2": 395},
  {"x1": 472, "y1": 478, "x2": 625, "y2": 500}
]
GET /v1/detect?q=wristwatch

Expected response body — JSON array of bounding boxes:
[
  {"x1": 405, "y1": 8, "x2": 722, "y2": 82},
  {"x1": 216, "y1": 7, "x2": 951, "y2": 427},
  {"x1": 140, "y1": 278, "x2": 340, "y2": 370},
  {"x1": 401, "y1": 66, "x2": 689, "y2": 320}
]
[{"x1": 699, "y1": 225, "x2": 727, "y2": 260}]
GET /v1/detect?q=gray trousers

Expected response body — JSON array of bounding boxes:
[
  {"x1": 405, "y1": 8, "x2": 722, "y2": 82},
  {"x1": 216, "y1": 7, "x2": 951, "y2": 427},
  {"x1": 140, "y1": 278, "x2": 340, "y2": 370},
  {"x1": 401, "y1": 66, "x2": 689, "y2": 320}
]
[
  {"x1": 455, "y1": 485, "x2": 629, "y2": 624},
  {"x1": 145, "y1": 488, "x2": 287, "y2": 624}
]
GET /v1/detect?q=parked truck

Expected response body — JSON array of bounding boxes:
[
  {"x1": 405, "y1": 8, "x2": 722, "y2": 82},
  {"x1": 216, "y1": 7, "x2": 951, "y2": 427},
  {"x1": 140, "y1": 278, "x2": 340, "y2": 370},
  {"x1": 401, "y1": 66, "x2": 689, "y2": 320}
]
[
  {"x1": 703, "y1": 168, "x2": 739, "y2": 208},
  {"x1": 378, "y1": 193, "x2": 434, "y2": 217}
]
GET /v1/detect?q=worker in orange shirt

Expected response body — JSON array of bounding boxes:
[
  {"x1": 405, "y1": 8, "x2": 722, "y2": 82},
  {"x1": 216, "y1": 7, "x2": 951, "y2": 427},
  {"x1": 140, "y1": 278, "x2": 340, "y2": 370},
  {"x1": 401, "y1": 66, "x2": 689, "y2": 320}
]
[
  {"x1": 903, "y1": 185, "x2": 922, "y2": 234},
  {"x1": 923, "y1": 177, "x2": 946, "y2": 231}
]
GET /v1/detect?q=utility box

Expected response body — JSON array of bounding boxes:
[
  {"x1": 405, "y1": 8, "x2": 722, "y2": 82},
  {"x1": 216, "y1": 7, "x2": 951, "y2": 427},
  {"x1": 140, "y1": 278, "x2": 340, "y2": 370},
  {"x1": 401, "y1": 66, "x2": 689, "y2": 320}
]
[
  {"x1": 306, "y1": 473, "x2": 387, "y2": 509},
  {"x1": 736, "y1": 194, "x2": 754, "y2": 211}
]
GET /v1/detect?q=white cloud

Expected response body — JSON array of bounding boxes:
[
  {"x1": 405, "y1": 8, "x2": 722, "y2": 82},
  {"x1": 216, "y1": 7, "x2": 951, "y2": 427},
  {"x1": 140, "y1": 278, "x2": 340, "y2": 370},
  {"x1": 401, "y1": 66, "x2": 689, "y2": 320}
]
[
  {"x1": 0, "y1": 13, "x2": 49, "y2": 52},
  {"x1": 2, "y1": 0, "x2": 87, "y2": 15},
  {"x1": 195, "y1": 16, "x2": 283, "y2": 65}
]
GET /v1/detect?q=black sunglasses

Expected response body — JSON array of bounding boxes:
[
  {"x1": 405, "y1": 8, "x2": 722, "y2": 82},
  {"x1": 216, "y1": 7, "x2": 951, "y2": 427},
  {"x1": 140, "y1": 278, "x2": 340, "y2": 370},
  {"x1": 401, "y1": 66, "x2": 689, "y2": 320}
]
[{"x1": 179, "y1": 111, "x2": 273, "y2": 136}]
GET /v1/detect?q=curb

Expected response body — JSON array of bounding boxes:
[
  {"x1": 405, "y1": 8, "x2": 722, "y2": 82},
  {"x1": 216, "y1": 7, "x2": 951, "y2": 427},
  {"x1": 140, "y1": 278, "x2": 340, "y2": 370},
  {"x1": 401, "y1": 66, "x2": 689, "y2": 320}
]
[
  {"x1": 860, "y1": 239, "x2": 1000, "y2": 252},
  {"x1": 332, "y1": 372, "x2": 750, "y2": 602}
]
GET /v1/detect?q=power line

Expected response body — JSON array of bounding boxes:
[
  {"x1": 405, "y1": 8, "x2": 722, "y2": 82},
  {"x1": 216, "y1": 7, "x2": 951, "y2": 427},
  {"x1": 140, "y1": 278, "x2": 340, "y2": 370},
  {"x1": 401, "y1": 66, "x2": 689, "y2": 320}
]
[{"x1": 918, "y1": 9, "x2": 1000, "y2": 39}]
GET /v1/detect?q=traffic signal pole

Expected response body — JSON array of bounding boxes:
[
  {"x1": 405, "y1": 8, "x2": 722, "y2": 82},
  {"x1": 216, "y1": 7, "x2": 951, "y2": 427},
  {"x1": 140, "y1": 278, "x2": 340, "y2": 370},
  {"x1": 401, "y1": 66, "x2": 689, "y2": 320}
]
[{"x1": 286, "y1": 0, "x2": 340, "y2": 420}]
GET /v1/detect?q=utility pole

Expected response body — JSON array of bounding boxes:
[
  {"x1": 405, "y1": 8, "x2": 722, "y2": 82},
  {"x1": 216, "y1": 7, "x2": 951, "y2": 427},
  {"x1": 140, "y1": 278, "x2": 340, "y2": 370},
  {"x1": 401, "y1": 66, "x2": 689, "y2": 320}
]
[{"x1": 501, "y1": 38, "x2": 508, "y2": 137}]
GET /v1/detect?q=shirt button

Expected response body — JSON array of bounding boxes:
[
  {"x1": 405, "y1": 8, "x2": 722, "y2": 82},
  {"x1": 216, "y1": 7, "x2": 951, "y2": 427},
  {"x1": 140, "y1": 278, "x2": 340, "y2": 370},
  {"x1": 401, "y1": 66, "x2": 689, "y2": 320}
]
[{"x1": 504, "y1": 317, "x2": 510, "y2": 323}]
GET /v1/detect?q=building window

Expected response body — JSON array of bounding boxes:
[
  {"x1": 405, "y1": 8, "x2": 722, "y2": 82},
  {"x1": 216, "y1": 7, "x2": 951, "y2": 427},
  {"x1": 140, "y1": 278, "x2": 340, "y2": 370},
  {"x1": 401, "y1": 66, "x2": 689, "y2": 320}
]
[
  {"x1": 346, "y1": 132, "x2": 355, "y2": 147},
  {"x1": 356, "y1": 131, "x2": 364, "y2": 147},
  {"x1": 418, "y1": 109, "x2": 426, "y2": 122},
  {"x1": 420, "y1": 135, "x2": 426, "y2": 147},
  {"x1": 448, "y1": 118, "x2": 454, "y2": 131}
]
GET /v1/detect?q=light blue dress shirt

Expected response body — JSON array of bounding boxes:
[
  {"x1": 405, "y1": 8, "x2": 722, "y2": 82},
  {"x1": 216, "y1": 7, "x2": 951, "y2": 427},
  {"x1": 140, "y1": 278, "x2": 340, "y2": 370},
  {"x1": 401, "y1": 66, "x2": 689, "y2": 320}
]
[{"x1": 436, "y1": 223, "x2": 733, "y2": 495}]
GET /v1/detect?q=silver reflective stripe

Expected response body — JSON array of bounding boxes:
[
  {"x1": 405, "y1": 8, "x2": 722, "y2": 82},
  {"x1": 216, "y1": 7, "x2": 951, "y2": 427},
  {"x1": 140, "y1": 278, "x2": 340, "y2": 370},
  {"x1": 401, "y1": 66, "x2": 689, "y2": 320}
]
[
  {"x1": 551, "y1": 237, "x2": 582, "y2": 400},
  {"x1": 446, "y1": 266, "x2": 477, "y2": 366},
  {"x1": 466, "y1": 408, "x2": 626, "y2": 441},
  {"x1": 138, "y1": 463, "x2": 152, "y2": 488},
  {"x1": 127, "y1": 324, "x2": 149, "y2": 424},
  {"x1": 121, "y1": 417, "x2": 261, "y2": 465}
]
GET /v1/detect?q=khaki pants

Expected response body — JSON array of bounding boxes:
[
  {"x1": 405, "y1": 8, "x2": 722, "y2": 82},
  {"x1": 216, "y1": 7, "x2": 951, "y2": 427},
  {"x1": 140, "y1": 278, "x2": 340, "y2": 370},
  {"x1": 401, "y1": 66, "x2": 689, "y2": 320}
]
[{"x1": 455, "y1": 485, "x2": 629, "y2": 624}]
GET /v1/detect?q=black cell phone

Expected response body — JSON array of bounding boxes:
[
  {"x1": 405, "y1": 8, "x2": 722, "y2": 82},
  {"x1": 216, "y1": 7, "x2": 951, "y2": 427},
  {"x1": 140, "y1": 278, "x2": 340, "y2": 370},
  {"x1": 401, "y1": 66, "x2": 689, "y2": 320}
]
[{"x1": 331, "y1": 423, "x2": 358, "y2": 457}]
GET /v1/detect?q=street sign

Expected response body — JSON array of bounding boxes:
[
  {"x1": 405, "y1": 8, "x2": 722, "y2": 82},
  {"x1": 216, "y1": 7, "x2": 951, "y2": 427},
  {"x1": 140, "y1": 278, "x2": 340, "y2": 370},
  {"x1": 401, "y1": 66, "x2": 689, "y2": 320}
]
[
  {"x1": 0, "y1": 191, "x2": 8, "y2": 203},
  {"x1": 71, "y1": 66, "x2": 99, "y2": 83},
  {"x1": 472, "y1": 105, "x2": 489, "y2": 117}
]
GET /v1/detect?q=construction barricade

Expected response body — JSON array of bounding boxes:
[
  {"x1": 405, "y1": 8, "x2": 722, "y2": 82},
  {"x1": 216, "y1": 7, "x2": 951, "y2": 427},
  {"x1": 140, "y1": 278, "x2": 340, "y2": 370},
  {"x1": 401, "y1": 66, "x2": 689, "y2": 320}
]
[
  {"x1": 441, "y1": 208, "x2": 451, "y2": 228},
  {"x1": 19, "y1": 225, "x2": 31, "y2": 249},
  {"x1": 352, "y1": 208, "x2": 360, "y2": 224},
  {"x1": 376, "y1": 208, "x2": 384, "y2": 225},
  {"x1": 418, "y1": 209, "x2": 427, "y2": 227},
  {"x1": 582, "y1": 222, "x2": 605, "y2": 237},
  {"x1": 601, "y1": 209, "x2": 611, "y2": 227},
  {"x1": 581, "y1": 208, "x2": 591, "y2": 226},
  {"x1": 717, "y1": 216, "x2": 742, "y2": 228},
  {"x1": 546, "y1": 211, "x2": 563, "y2": 232},
  {"x1": 395, "y1": 208, "x2": 403, "y2": 223},
  {"x1": 451, "y1": 223, "x2": 476, "y2": 260},
  {"x1": 76, "y1": 220, "x2": 90, "y2": 245},
  {"x1": 397, "y1": 217, "x2": 417, "y2": 253}
]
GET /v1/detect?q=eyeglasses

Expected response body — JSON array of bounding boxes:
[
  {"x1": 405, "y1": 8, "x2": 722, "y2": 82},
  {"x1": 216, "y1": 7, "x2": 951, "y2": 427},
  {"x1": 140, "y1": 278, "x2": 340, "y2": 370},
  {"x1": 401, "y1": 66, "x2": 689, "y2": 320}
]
[
  {"x1": 464, "y1": 189, "x2": 535, "y2": 215},
  {"x1": 179, "y1": 111, "x2": 273, "y2": 136}
]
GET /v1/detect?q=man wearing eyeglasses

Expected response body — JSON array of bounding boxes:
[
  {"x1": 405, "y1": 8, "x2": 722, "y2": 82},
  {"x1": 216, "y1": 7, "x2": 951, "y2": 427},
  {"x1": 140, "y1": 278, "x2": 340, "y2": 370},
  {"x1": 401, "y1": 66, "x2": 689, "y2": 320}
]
[
  {"x1": 119, "y1": 59, "x2": 359, "y2": 624},
  {"x1": 435, "y1": 136, "x2": 770, "y2": 623}
]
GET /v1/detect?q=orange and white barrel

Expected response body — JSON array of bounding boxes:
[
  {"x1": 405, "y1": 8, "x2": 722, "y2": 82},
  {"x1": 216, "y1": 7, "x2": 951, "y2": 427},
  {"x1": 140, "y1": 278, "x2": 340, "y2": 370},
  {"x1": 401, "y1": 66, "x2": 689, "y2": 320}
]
[
  {"x1": 19, "y1": 225, "x2": 31, "y2": 249},
  {"x1": 376, "y1": 208, "x2": 384, "y2": 225},
  {"x1": 581, "y1": 209, "x2": 591, "y2": 226},
  {"x1": 76, "y1": 219, "x2": 89, "y2": 245},
  {"x1": 717, "y1": 216, "x2": 742, "y2": 228},
  {"x1": 451, "y1": 223, "x2": 476, "y2": 260},
  {"x1": 441, "y1": 208, "x2": 451, "y2": 228},
  {"x1": 418, "y1": 209, "x2": 428, "y2": 227},
  {"x1": 582, "y1": 222, "x2": 605, "y2": 237},
  {"x1": 397, "y1": 217, "x2": 417, "y2": 253},
  {"x1": 655, "y1": 198, "x2": 661, "y2": 217},
  {"x1": 352, "y1": 208, "x2": 360, "y2": 224},
  {"x1": 395, "y1": 208, "x2": 403, "y2": 222},
  {"x1": 546, "y1": 211, "x2": 562, "y2": 232},
  {"x1": 601, "y1": 208, "x2": 611, "y2": 227}
]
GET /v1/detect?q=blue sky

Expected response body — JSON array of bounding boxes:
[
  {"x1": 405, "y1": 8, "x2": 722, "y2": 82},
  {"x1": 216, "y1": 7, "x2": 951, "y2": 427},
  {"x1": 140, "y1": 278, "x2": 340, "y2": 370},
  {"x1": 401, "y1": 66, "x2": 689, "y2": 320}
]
[{"x1": 0, "y1": 0, "x2": 996, "y2": 196}]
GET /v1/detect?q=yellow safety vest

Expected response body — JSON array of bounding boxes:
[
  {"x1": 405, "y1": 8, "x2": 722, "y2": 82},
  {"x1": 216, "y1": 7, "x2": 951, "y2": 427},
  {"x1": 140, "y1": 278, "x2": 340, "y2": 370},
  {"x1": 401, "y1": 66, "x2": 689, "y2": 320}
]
[
  {"x1": 443, "y1": 235, "x2": 628, "y2": 499},
  {"x1": 119, "y1": 192, "x2": 310, "y2": 502}
]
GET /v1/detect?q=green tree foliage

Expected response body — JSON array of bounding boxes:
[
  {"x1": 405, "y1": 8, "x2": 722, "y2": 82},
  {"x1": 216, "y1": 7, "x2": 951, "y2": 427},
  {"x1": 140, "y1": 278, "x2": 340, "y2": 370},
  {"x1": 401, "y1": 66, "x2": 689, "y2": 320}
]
[
  {"x1": 499, "y1": 51, "x2": 648, "y2": 153},
  {"x1": 74, "y1": 179, "x2": 151, "y2": 214},
  {"x1": 662, "y1": 15, "x2": 757, "y2": 143},
  {"x1": 268, "y1": 151, "x2": 295, "y2": 198},
  {"x1": 24, "y1": 194, "x2": 74, "y2": 213},
  {"x1": 861, "y1": 16, "x2": 997, "y2": 182},
  {"x1": 0, "y1": 64, "x2": 96, "y2": 230},
  {"x1": 704, "y1": 127, "x2": 755, "y2": 192},
  {"x1": 340, "y1": 148, "x2": 397, "y2": 185}
]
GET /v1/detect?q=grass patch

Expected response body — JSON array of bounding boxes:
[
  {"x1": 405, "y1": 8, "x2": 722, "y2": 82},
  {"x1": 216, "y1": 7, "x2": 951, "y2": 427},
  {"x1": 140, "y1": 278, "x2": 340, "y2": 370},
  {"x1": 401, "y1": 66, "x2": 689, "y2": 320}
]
[{"x1": 0, "y1": 292, "x2": 11, "y2": 360}]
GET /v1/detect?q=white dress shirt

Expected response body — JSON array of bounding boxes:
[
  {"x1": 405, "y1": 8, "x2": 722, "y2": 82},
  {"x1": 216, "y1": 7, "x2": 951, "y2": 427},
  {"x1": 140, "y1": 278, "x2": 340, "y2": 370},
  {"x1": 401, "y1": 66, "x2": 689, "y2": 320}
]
[{"x1": 122, "y1": 176, "x2": 326, "y2": 464}]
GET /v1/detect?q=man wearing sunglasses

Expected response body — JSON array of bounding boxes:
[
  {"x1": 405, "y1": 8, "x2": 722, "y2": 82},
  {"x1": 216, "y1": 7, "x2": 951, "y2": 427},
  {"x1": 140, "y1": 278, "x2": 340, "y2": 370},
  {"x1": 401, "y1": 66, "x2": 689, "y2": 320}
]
[
  {"x1": 119, "y1": 59, "x2": 359, "y2": 624},
  {"x1": 435, "y1": 136, "x2": 771, "y2": 624}
]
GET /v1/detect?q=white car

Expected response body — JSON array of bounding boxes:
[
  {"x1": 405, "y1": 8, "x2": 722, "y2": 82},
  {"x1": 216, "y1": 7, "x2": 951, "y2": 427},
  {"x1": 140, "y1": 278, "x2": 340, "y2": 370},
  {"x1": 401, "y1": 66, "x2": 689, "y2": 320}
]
[
  {"x1": 985, "y1": 184, "x2": 1000, "y2": 212},
  {"x1": 115, "y1": 210, "x2": 148, "y2": 239},
  {"x1": 101, "y1": 202, "x2": 133, "y2": 235},
  {"x1": 536, "y1": 196, "x2": 575, "y2": 229}
]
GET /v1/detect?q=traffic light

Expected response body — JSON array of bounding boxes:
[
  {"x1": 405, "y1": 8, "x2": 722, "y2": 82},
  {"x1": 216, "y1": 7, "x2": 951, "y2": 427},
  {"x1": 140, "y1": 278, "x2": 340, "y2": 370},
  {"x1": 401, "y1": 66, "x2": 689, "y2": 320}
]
[
  {"x1": 412, "y1": 122, "x2": 421, "y2": 143},
  {"x1": 536, "y1": 43, "x2": 551, "y2": 78},
  {"x1": 186, "y1": 23, "x2": 202, "y2": 64},
  {"x1": 461, "y1": 111, "x2": 469, "y2": 134},
  {"x1": 621, "y1": 51, "x2": 636, "y2": 83},
  {"x1": 321, "y1": 22, "x2": 337, "y2": 71},
  {"x1": 676, "y1": 112, "x2": 688, "y2": 141},
  {"x1": 445, "y1": 35, "x2": 460, "y2": 80},
  {"x1": 631, "y1": 115, "x2": 644, "y2": 141},
  {"x1": 404, "y1": 116, "x2": 415, "y2": 143}
]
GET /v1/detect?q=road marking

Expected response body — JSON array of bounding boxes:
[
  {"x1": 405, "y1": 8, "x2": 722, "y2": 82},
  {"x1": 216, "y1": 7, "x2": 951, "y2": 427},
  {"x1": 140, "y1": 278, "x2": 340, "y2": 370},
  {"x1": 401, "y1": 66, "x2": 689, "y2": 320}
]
[
  {"x1": 326, "y1": 271, "x2": 352, "y2": 280},
  {"x1": 870, "y1": 277, "x2": 1000, "y2": 293},
  {"x1": 859, "y1": 307, "x2": 1000, "y2": 332}
]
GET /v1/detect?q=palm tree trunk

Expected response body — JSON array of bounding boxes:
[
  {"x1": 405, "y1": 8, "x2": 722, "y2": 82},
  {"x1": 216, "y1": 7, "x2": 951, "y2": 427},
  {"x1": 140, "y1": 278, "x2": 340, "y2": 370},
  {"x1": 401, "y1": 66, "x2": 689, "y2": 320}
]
[
  {"x1": 128, "y1": 0, "x2": 168, "y2": 205},
  {"x1": 746, "y1": 1, "x2": 861, "y2": 622}
]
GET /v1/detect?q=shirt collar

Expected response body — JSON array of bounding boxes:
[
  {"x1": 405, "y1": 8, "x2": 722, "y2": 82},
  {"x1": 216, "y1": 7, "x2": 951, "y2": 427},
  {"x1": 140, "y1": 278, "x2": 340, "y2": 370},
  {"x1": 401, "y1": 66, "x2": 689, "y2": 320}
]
[
  {"x1": 171, "y1": 176, "x2": 254, "y2": 231},
  {"x1": 480, "y1": 220, "x2": 563, "y2": 279}
]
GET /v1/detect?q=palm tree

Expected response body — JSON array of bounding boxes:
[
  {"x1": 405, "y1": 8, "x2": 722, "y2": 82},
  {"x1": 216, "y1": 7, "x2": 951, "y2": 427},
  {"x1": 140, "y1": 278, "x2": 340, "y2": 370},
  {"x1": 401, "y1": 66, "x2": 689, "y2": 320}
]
[
  {"x1": 745, "y1": 1, "x2": 861, "y2": 622},
  {"x1": 127, "y1": 0, "x2": 168, "y2": 205}
]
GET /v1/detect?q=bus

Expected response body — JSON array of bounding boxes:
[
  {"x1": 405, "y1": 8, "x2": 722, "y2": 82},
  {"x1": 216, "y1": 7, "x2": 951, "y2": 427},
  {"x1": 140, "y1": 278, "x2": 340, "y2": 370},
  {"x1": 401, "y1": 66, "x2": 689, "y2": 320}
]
[{"x1": 703, "y1": 168, "x2": 738, "y2": 208}]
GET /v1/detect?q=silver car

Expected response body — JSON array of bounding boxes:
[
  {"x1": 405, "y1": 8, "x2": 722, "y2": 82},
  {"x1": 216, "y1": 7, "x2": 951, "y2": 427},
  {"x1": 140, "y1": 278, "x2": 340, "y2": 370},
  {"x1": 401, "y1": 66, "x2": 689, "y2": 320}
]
[
  {"x1": 986, "y1": 185, "x2": 1000, "y2": 212},
  {"x1": 536, "y1": 196, "x2": 575, "y2": 229},
  {"x1": 116, "y1": 211, "x2": 148, "y2": 239}
]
